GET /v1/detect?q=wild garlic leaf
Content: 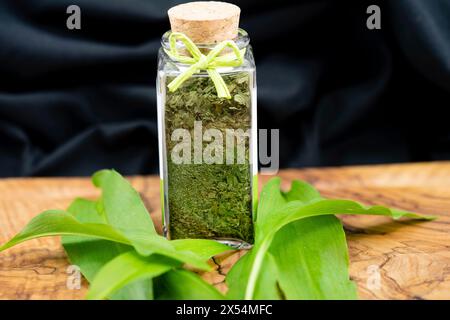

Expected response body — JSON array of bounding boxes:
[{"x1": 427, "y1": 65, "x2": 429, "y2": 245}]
[
  {"x1": 273, "y1": 180, "x2": 357, "y2": 299},
  {"x1": 91, "y1": 170, "x2": 232, "y2": 270},
  {"x1": 227, "y1": 179, "x2": 323, "y2": 300},
  {"x1": 225, "y1": 251, "x2": 249, "y2": 299},
  {"x1": 85, "y1": 240, "x2": 231, "y2": 300},
  {"x1": 0, "y1": 209, "x2": 213, "y2": 271},
  {"x1": 92, "y1": 170, "x2": 156, "y2": 235},
  {"x1": 62, "y1": 198, "x2": 153, "y2": 300},
  {"x1": 263, "y1": 199, "x2": 435, "y2": 237},
  {"x1": 282, "y1": 180, "x2": 322, "y2": 204},
  {"x1": 92, "y1": 169, "x2": 231, "y2": 269},
  {"x1": 0, "y1": 171, "x2": 233, "y2": 300},
  {"x1": 269, "y1": 216, "x2": 357, "y2": 299},
  {"x1": 171, "y1": 239, "x2": 232, "y2": 260},
  {"x1": 62, "y1": 198, "x2": 132, "y2": 281},
  {"x1": 87, "y1": 251, "x2": 179, "y2": 300},
  {"x1": 255, "y1": 177, "x2": 286, "y2": 231},
  {"x1": 252, "y1": 253, "x2": 282, "y2": 300},
  {"x1": 122, "y1": 232, "x2": 213, "y2": 270},
  {"x1": 154, "y1": 269, "x2": 225, "y2": 300},
  {"x1": 0, "y1": 210, "x2": 131, "y2": 252},
  {"x1": 226, "y1": 250, "x2": 281, "y2": 300},
  {"x1": 230, "y1": 178, "x2": 434, "y2": 300}
]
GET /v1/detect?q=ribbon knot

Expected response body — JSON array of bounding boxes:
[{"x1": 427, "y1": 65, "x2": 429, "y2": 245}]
[
  {"x1": 165, "y1": 32, "x2": 245, "y2": 99},
  {"x1": 196, "y1": 54, "x2": 209, "y2": 70}
]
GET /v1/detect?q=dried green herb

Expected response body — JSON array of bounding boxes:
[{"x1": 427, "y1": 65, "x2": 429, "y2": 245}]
[{"x1": 164, "y1": 72, "x2": 254, "y2": 244}]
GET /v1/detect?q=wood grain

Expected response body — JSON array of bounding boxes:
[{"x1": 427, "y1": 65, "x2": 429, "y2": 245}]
[{"x1": 0, "y1": 162, "x2": 449, "y2": 300}]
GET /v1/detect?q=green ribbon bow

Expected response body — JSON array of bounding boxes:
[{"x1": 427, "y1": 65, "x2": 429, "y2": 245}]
[{"x1": 165, "y1": 32, "x2": 245, "y2": 99}]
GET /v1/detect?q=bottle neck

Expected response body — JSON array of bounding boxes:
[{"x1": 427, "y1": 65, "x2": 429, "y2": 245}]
[{"x1": 161, "y1": 28, "x2": 250, "y2": 57}]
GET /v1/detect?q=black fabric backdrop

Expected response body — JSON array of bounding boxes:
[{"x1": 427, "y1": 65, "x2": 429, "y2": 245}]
[{"x1": 0, "y1": 0, "x2": 449, "y2": 177}]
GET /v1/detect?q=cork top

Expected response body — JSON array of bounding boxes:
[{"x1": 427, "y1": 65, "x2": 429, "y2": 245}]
[{"x1": 168, "y1": 1, "x2": 240, "y2": 44}]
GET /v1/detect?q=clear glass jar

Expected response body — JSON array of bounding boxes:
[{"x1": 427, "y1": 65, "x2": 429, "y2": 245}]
[{"x1": 156, "y1": 29, "x2": 257, "y2": 248}]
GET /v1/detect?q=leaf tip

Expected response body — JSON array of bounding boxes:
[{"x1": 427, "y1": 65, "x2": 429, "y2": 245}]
[{"x1": 92, "y1": 169, "x2": 118, "y2": 187}]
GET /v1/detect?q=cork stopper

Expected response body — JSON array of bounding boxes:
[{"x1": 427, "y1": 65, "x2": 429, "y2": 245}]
[{"x1": 168, "y1": 1, "x2": 240, "y2": 44}]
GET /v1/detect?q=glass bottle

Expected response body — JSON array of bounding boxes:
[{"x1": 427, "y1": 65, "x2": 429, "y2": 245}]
[{"x1": 156, "y1": 29, "x2": 257, "y2": 248}]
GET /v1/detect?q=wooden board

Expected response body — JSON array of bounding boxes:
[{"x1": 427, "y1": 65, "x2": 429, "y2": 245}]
[{"x1": 0, "y1": 162, "x2": 449, "y2": 300}]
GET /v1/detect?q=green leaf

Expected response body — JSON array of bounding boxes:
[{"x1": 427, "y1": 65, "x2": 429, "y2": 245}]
[
  {"x1": 154, "y1": 269, "x2": 225, "y2": 300},
  {"x1": 227, "y1": 179, "x2": 323, "y2": 300},
  {"x1": 1, "y1": 170, "x2": 434, "y2": 301},
  {"x1": 62, "y1": 198, "x2": 153, "y2": 300},
  {"x1": 264, "y1": 199, "x2": 434, "y2": 237},
  {"x1": 87, "y1": 252, "x2": 178, "y2": 300},
  {"x1": 0, "y1": 169, "x2": 233, "y2": 300},
  {"x1": 226, "y1": 250, "x2": 281, "y2": 300},
  {"x1": 269, "y1": 216, "x2": 357, "y2": 299},
  {"x1": 253, "y1": 253, "x2": 283, "y2": 299},
  {"x1": 85, "y1": 239, "x2": 232, "y2": 300},
  {"x1": 255, "y1": 177, "x2": 286, "y2": 227},
  {"x1": 92, "y1": 170, "x2": 156, "y2": 235},
  {"x1": 124, "y1": 232, "x2": 213, "y2": 270},
  {"x1": 0, "y1": 210, "x2": 212, "y2": 271},
  {"x1": 225, "y1": 251, "x2": 250, "y2": 299},
  {"x1": 171, "y1": 239, "x2": 232, "y2": 260},
  {"x1": 282, "y1": 180, "x2": 322, "y2": 204},
  {"x1": 91, "y1": 170, "x2": 221, "y2": 269},
  {"x1": 92, "y1": 170, "x2": 226, "y2": 270},
  {"x1": 0, "y1": 210, "x2": 131, "y2": 252},
  {"x1": 272, "y1": 180, "x2": 356, "y2": 300},
  {"x1": 229, "y1": 178, "x2": 433, "y2": 300},
  {"x1": 62, "y1": 198, "x2": 131, "y2": 282}
]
